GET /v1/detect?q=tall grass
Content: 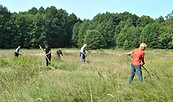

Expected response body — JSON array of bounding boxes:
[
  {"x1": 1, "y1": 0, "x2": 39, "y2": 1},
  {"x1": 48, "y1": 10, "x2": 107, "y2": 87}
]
[{"x1": 0, "y1": 49, "x2": 173, "y2": 102}]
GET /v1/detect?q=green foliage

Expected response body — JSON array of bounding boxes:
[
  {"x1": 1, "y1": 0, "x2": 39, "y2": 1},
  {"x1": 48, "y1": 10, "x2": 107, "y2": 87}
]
[
  {"x1": 84, "y1": 30, "x2": 107, "y2": 49},
  {"x1": 93, "y1": 12, "x2": 123, "y2": 46},
  {"x1": 0, "y1": 5, "x2": 12, "y2": 48},
  {"x1": 0, "y1": 5, "x2": 78, "y2": 49},
  {"x1": 136, "y1": 15, "x2": 155, "y2": 27},
  {"x1": 156, "y1": 16, "x2": 165, "y2": 23},
  {"x1": 71, "y1": 22, "x2": 82, "y2": 47},
  {"x1": 158, "y1": 33, "x2": 173, "y2": 49},
  {"x1": 123, "y1": 40, "x2": 130, "y2": 50},
  {"x1": 96, "y1": 19, "x2": 117, "y2": 46},
  {"x1": 28, "y1": 7, "x2": 38, "y2": 15},
  {"x1": 116, "y1": 24, "x2": 141, "y2": 48},
  {"x1": 77, "y1": 21, "x2": 94, "y2": 47},
  {"x1": 140, "y1": 22, "x2": 163, "y2": 48},
  {"x1": 0, "y1": 4, "x2": 173, "y2": 49},
  {"x1": 160, "y1": 18, "x2": 173, "y2": 49}
]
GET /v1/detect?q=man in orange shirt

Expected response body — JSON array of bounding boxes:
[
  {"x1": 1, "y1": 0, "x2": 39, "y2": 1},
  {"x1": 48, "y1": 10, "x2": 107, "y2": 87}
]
[{"x1": 128, "y1": 43, "x2": 147, "y2": 83}]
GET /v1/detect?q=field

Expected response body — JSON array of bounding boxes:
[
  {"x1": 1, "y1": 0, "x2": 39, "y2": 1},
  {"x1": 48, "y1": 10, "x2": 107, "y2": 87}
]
[{"x1": 0, "y1": 48, "x2": 173, "y2": 102}]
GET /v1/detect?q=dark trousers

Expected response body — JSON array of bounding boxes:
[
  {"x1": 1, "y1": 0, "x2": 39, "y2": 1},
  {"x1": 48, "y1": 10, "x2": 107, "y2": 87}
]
[
  {"x1": 14, "y1": 52, "x2": 19, "y2": 57},
  {"x1": 46, "y1": 54, "x2": 51, "y2": 66},
  {"x1": 57, "y1": 54, "x2": 61, "y2": 59},
  {"x1": 80, "y1": 52, "x2": 85, "y2": 62}
]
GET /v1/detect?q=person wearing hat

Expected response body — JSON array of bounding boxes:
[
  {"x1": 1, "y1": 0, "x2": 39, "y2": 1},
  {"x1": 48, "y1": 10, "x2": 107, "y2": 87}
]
[
  {"x1": 80, "y1": 44, "x2": 90, "y2": 62},
  {"x1": 44, "y1": 42, "x2": 51, "y2": 66}
]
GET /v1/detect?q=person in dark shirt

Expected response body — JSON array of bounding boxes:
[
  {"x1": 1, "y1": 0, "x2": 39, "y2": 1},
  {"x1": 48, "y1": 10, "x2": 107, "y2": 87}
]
[
  {"x1": 14, "y1": 46, "x2": 22, "y2": 57},
  {"x1": 57, "y1": 48, "x2": 64, "y2": 59},
  {"x1": 44, "y1": 42, "x2": 51, "y2": 66}
]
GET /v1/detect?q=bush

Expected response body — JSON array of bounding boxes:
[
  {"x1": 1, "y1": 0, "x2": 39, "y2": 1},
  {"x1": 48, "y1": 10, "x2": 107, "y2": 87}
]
[
  {"x1": 84, "y1": 30, "x2": 107, "y2": 49},
  {"x1": 123, "y1": 40, "x2": 130, "y2": 50}
]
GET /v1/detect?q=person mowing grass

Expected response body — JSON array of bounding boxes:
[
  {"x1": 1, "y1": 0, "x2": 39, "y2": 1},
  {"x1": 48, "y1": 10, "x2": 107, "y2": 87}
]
[
  {"x1": 80, "y1": 44, "x2": 90, "y2": 62},
  {"x1": 128, "y1": 43, "x2": 147, "y2": 84},
  {"x1": 44, "y1": 42, "x2": 51, "y2": 66},
  {"x1": 57, "y1": 48, "x2": 64, "y2": 59},
  {"x1": 14, "y1": 46, "x2": 22, "y2": 57}
]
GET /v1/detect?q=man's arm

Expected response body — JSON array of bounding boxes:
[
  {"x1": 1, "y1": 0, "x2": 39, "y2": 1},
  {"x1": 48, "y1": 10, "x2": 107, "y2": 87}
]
[
  {"x1": 81, "y1": 50, "x2": 87, "y2": 57},
  {"x1": 85, "y1": 48, "x2": 90, "y2": 53},
  {"x1": 60, "y1": 54, "x2": 64, "y2": 58},
  {"x1": 86, "y1": 49, "x2": 90, "y2": 53},
  {"x1": 60, "y1": 51, "x2": 64, "y2": 58},
  {"x1": 141, "y1": 57, "x2": 145, "y2": 65},
  {"x1": 46, "y1": 51, "x2": 51, "y2": 55},
  {"x1": 127, "y1": 51, "x2": 133, "y2": 55},
  {"x1": 82, "y1": 51, "x2": 85, "y2": 54},
  {"x1": 19, "y1": 49, "x2": 22, "y2": 55}
]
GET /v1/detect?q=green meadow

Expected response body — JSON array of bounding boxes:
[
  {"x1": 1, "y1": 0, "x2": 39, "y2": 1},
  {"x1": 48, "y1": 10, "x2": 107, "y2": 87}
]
[{"x1": 0, "y1": 49, "x2": 173, "y2": 102}]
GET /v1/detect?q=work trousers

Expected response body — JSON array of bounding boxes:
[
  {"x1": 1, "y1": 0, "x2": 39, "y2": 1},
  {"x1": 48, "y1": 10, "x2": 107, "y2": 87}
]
[
  {"x1": 46, "y1": 54, "x2": 51, "y2": 66},
  {"x1": 129, "y1": 64, "x2": 143, "y2": 83},
  {"x1": 80, "y1": 53, "x2": 85, "y2": 62}
]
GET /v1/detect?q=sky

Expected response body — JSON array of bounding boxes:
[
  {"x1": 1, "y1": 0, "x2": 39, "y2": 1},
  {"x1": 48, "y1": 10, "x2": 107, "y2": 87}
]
[{"x1": 1, "y1": 0, "x2": 173, "y2": 20}]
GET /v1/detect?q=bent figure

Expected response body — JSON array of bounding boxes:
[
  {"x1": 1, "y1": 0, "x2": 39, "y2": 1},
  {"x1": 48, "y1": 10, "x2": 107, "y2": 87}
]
[
  {"x1": 57, "y1": 48, "x2": 64, "y2": 59},
  {"x1": 80, "y1": 44, "x2": 89, "y2": 62},
  {"x1": 14, "y1": 46, "x2": 21, "y2": 57}
]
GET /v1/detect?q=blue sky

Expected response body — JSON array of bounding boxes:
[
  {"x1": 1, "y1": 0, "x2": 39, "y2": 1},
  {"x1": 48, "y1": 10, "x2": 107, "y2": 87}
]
[{"x1": 1, "y1": 0, "x2": 173, "y2": 20}]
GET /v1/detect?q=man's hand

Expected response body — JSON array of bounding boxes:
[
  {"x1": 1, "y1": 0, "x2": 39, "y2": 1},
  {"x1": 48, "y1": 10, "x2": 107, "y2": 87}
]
[
  {"x1": 128, "y1": 54, "x2": 133, "y2": 58},
  {"x1": 61, "y1": 55, "x2": 64, "y2": 58},
  {"x1": 141, "y1": 63, "x2": 145, "y2": 66}
]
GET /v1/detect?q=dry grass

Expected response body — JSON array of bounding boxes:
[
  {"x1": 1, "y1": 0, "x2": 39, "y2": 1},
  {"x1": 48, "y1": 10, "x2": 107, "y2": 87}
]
[{"x1": 0, "y1": 48, "x2": 173, "y2": 101}]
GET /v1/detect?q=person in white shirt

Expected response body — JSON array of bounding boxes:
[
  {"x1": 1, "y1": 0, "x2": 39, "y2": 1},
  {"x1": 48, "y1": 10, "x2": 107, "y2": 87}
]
[
  {"x1": 14, "y1": 46, "x2": 21, "y2": 57},
  {"x1": 80, "y1": 44, "x2": 90, "y2": 62}
]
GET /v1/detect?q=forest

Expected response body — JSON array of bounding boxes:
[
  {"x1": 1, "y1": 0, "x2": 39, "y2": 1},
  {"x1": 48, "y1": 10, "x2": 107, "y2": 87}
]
[{"x1": 0, "y1": 4, "x2": 173, "y2": 49}]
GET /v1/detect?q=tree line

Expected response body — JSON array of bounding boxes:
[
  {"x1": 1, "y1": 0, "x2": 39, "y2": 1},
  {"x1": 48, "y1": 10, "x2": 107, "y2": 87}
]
[
  {"x1": 0, "y1": 4, "x2": 173, "y2": 49},
  {"x1": 0, "y1": 5, "x2": 80, "y2": 48}
]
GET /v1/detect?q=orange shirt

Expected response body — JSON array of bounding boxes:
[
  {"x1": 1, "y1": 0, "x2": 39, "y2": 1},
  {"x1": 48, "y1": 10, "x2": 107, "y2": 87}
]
[{"x1": 131, "y1": 49, "x2": 145, "y2": 65}]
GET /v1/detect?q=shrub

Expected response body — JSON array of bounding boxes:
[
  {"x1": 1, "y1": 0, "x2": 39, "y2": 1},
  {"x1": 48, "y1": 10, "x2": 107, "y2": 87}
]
[{"x1": 84, "y1": 30, "x2": 107, "y2": 49}]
